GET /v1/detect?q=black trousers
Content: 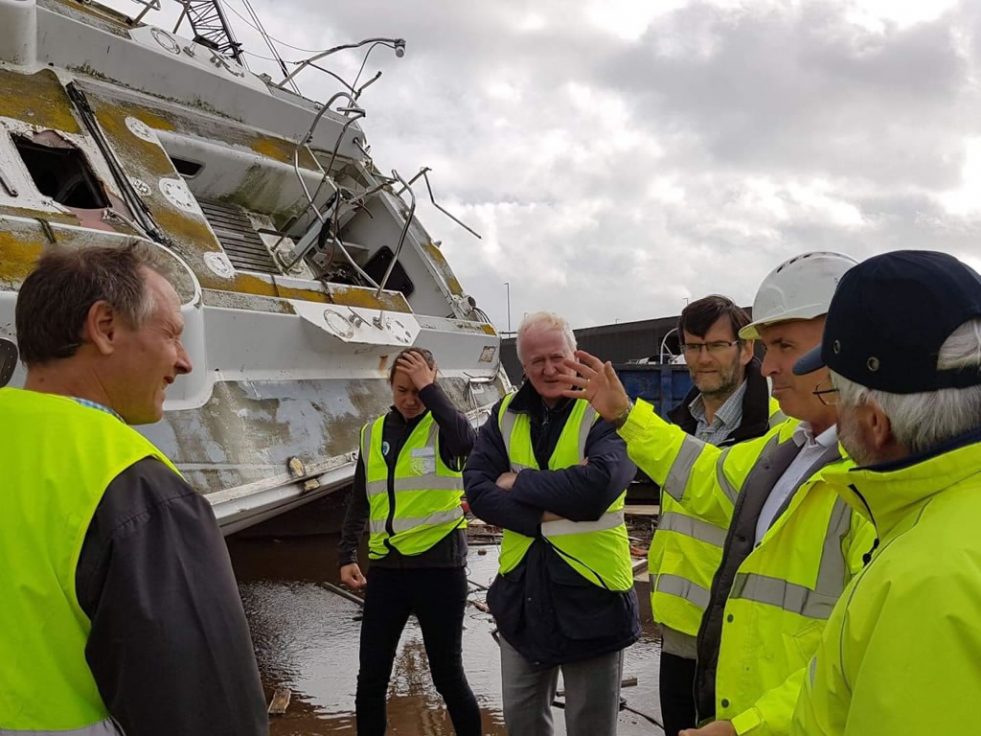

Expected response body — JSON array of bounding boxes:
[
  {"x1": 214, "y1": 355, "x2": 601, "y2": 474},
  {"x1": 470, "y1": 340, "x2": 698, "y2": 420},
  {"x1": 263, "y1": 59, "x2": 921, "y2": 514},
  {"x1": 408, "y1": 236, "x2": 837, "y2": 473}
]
[
  {"x1": 355, "y1": 565, "x2": 482, "y2": 736},
  {"x1": 659, "y1": 652, "x2": 697, "y2": 736}
]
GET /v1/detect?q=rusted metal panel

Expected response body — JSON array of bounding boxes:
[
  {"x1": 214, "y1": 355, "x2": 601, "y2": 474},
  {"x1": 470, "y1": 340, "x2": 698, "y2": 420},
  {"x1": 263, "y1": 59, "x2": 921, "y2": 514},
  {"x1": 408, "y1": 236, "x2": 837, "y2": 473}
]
[{"x1": 0, "y1": 68, "x2": 82, "y2": 134}]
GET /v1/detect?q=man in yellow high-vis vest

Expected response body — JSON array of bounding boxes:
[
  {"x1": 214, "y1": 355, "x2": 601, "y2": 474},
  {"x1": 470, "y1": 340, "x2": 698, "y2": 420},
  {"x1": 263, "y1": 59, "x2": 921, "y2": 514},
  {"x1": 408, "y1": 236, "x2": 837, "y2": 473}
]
[
  {"x1": 791, "y1": 251, "x2": 981, "y2": 735},
  {"x1": 565, "y1": 252, "x2": 877, "y2": 736},
  {"x1": 465, "y1": 311, "x2": 639, "y2": 736},
  {"x1": 0, "y1": 244, "x2": 266, "y2": 736},
  {"x1": 656, "y1": 295, "x2": 781, "y2": 736}
]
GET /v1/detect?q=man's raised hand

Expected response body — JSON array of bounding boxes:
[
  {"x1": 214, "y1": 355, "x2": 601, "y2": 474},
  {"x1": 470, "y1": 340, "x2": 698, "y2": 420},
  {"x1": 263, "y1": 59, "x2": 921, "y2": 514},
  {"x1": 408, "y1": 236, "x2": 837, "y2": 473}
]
[{"x1": 561, "y1": 350, "x2": 632, "y2": 423}]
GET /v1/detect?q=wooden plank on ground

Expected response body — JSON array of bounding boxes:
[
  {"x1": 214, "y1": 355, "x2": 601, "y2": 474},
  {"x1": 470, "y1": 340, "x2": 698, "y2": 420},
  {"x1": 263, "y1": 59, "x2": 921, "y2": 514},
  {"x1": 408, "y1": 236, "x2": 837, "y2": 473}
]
[{"x1": 268, "y1": 687, "x2": 291, "y2": 716}]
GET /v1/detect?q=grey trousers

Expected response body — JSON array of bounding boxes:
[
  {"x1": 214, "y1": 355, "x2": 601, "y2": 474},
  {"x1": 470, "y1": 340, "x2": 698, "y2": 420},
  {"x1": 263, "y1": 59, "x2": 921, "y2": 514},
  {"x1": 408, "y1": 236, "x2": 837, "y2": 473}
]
[{"x1": 500, "y1": 638, "x2": 623, "y2": 736}]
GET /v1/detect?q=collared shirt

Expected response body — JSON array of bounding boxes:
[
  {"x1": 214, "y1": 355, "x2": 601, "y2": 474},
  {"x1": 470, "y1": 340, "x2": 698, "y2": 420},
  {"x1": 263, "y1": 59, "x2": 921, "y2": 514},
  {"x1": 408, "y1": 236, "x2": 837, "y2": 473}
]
[
  {"x1": 689, "y1": 379, "x2": 748, "y2": 446},
  {"x1": 72, "y1": 397, "x2": 123, "y2": 422},
  {"x1": 754, "y1": 422, "x2": 838, "y2": 544}
]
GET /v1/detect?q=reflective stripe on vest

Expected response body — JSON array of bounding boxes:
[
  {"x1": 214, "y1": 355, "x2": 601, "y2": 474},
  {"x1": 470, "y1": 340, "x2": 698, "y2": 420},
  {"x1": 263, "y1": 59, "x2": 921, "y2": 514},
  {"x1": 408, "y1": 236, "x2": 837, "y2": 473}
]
[
  {"x1": 365, "y1": 475, "x2": 465, "y2": 497},
  {"x1": 663, "y1": 434, "x2": 764, "y2": 506},
  {"x1": 663, "y1": 434, "x2": 705, "y2": 502},
  {"x1": 715, "y1": 445, "x2": 740, "y2": 505},
  {"x1": 368, "y1": 507, "x2": 465, "y2": 534},
  {"x1": 728, "y1": 496, "x2": 852, "y2": 619},
  {"x1": 541, "y1": 509, "x2": 625, "y2": 537},
  {"x1": 653, "y1": 572, "x2": 712, "y2": 610},
  {"x1": 1, "y1": 719, "x2": 123, "y2": 735},
  {"x1": 500, "y1": 404, "x2": 596, "y2": 469},
  {"x1": 768, "y1": 410, "x2": 787, "y2": 428},
  {"x1": 496, "y1": 395, "x2": 634, "y2": 590},
  {"x1": 656, "y1": 511, "x2": 727, "y2": 548},
  {"x1": 361, "y1": 412, "x2": 465, "y2": 558}
]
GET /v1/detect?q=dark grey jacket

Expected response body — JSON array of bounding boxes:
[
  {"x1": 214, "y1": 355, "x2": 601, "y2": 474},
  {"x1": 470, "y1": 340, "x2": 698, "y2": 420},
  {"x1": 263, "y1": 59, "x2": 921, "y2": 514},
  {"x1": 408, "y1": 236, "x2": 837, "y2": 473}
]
[{"x1": 76, "y1": 458, "x2": 268, "y2": 736}]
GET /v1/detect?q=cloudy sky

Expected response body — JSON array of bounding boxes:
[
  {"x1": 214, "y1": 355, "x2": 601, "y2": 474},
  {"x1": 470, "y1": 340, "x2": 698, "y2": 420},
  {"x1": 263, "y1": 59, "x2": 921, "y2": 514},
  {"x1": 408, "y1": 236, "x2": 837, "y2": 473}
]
[{"x1": 108, "y1": 0, "x2": 981, "y2": 330}]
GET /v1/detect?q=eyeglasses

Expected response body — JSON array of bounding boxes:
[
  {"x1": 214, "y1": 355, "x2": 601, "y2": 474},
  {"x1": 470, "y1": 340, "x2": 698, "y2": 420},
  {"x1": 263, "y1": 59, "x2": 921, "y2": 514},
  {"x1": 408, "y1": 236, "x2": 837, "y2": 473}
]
[
  {"x1": 681, "y1": 340, "x2": 742, "y2": 355},
  {"x1": 813, "y1": 382, "x2": 839, "y2": 406}
]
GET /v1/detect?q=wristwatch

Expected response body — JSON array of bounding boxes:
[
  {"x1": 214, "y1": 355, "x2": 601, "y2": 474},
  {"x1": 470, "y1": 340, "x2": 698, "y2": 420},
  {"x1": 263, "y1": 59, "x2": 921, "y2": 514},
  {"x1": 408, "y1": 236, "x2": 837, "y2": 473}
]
[{"x1": 613, "y1": 400, "x2": 634, "y2": 429}]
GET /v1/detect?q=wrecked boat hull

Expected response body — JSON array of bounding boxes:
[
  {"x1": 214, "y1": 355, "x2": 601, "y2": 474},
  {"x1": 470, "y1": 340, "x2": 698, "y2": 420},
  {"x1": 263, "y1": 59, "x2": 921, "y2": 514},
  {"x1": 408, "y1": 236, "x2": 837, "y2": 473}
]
[{"x1": 0, "y1": 0, "x2": 507, "y2": 532}]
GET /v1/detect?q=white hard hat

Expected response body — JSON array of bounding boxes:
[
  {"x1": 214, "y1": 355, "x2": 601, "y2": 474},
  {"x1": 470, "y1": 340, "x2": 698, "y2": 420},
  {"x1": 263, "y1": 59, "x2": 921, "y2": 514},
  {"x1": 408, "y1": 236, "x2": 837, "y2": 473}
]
[{"x1": 739, "y1": 251, "x2": 859, "y2": 339}]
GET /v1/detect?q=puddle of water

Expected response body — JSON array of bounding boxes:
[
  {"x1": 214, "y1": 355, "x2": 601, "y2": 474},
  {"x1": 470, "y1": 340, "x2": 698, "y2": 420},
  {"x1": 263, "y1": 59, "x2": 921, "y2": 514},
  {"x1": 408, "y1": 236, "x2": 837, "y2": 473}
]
[{"x1": 229, "y1": 530, "x2": 665, "y2": 735}]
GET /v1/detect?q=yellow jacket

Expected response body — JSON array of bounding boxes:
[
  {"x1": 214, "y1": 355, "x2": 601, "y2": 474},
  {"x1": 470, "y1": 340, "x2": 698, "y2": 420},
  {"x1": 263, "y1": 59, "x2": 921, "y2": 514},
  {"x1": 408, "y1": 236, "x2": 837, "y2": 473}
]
[
  {"x1": 792, "y1": 433, "x2": 981, "y2": 735},
  {"x1": 619, "y1": 400, "x2": 875, "y2": 735},
  {"x1": 649, "y1": 395, "x2": 783, "y2": 642}
]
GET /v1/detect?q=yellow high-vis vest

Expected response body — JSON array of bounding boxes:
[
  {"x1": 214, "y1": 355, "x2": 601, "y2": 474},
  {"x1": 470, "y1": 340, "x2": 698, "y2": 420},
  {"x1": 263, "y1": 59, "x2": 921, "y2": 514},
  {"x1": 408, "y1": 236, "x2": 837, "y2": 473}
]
[
  {"x1": 361, "y1": 412, "x2": 466, "y2": 559},
  {"x1": 0, "y1": 388, "x2": 178, "y2": 733},
  {"x1": 497, "y1": 394, "x2": 634, "y2": 592},
  {"x1": 648, "y1": 397, "x2": 784, "y2": 640}
]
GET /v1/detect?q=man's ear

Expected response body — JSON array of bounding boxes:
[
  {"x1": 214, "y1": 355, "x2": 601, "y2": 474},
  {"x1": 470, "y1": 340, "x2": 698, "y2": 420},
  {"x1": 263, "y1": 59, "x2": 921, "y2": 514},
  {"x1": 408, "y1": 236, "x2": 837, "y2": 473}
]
[
  {"x1": 868, "y1": 403, "x2": 894, "y2": 453},
  {"x1": 739, "y1": 338, "x2": 754, "y2": 366},
  {"x1": 83, "y1": 300, "x2": 117, "y2": 356}
]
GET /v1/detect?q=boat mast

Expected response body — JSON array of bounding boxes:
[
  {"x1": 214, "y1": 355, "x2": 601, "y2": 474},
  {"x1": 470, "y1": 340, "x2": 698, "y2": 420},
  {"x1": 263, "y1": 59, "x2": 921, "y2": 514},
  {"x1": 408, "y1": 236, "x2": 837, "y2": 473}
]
[{"x1": 171, "y1": 0, "x2": 243, "y2": 63}]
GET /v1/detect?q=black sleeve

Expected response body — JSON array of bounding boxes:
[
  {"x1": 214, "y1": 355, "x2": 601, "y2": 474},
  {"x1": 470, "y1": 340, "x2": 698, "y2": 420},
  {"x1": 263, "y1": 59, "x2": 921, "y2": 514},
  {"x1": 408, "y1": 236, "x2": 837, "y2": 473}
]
[
  {"x1": 421, "y1": 382, "x2": 476, "y2": 469},
  {"x1": 338, "y1": 452, "x2": 369, "y2": 567},
  {"x1": 509, "y1": 419, "x2": 637, "y2": 521},
  {"x1": 76, "y1": 458, "x2": 268, "y2": 736},
  {"x1": 463, "y1": 400, "x2": 544, "y2": 536}
]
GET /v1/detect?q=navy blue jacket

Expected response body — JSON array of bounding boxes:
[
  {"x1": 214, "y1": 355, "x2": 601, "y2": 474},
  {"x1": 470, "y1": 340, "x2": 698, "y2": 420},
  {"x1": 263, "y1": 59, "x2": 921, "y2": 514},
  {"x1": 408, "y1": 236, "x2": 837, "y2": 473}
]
[{"x1": 464, "y1": 381, "x2": 640, "y2": 668}]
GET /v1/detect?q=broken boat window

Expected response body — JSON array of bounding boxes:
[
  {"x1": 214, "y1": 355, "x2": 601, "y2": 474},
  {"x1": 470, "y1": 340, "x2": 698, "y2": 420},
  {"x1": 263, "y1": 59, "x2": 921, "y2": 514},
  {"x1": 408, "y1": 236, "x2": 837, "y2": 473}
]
[
  {"x1": 171, "y1": 156, "x2": 204, "y2": 178},
  {"x1": 13, "y1": 134, "x2": 109, "y2": 209},
  {"x1": 364, "y1": 246, "x2": 415, "y2": 298}
]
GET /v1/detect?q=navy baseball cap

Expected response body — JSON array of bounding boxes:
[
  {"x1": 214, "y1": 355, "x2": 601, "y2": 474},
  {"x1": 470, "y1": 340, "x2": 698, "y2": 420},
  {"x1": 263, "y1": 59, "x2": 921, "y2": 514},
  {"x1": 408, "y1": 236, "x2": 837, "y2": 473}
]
[{"x1": 794, "y1": 250, "x2": 981, "y2": 393}]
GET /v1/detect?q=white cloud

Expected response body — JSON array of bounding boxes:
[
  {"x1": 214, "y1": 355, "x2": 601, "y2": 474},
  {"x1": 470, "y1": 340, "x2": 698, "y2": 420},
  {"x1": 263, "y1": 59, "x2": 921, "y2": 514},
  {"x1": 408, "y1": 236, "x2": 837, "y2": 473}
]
[
  {"x1": 100, "y1": 0, "x2": 981, "y2": 334},
  {"x1": 584, "y1": 0, "x2": 683, "y2": 41},
  {"x1": 939, "y1": 137, "x2": 981, "y2": 216},
  {"x1": 845, "y1": 0, "x2": 961, "y2": 33}
]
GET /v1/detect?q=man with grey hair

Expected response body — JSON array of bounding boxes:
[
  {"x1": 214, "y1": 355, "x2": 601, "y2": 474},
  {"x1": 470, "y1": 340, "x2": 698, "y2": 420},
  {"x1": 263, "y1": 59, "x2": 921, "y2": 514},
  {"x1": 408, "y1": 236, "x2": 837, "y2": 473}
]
[
  {"x1": 791, "y1": 250, "x2": 981, "y2": 734},
  {"x1": 465, "y1": 311, "x2": 639, "y2": 736},
  {"x1": 0, "y1": 244, "x2": 267, "y2": 735}
]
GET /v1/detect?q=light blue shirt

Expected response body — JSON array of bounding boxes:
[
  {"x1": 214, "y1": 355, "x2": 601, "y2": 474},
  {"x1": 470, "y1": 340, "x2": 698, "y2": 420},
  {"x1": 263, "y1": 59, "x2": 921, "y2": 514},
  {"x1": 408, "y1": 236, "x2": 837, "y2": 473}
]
[
  {"x1": 72, "y1": 396, "x2": 123, "y2": 422},
  {"x1": 688, "y1": 379, "x2": 748, "y2": 446}
]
